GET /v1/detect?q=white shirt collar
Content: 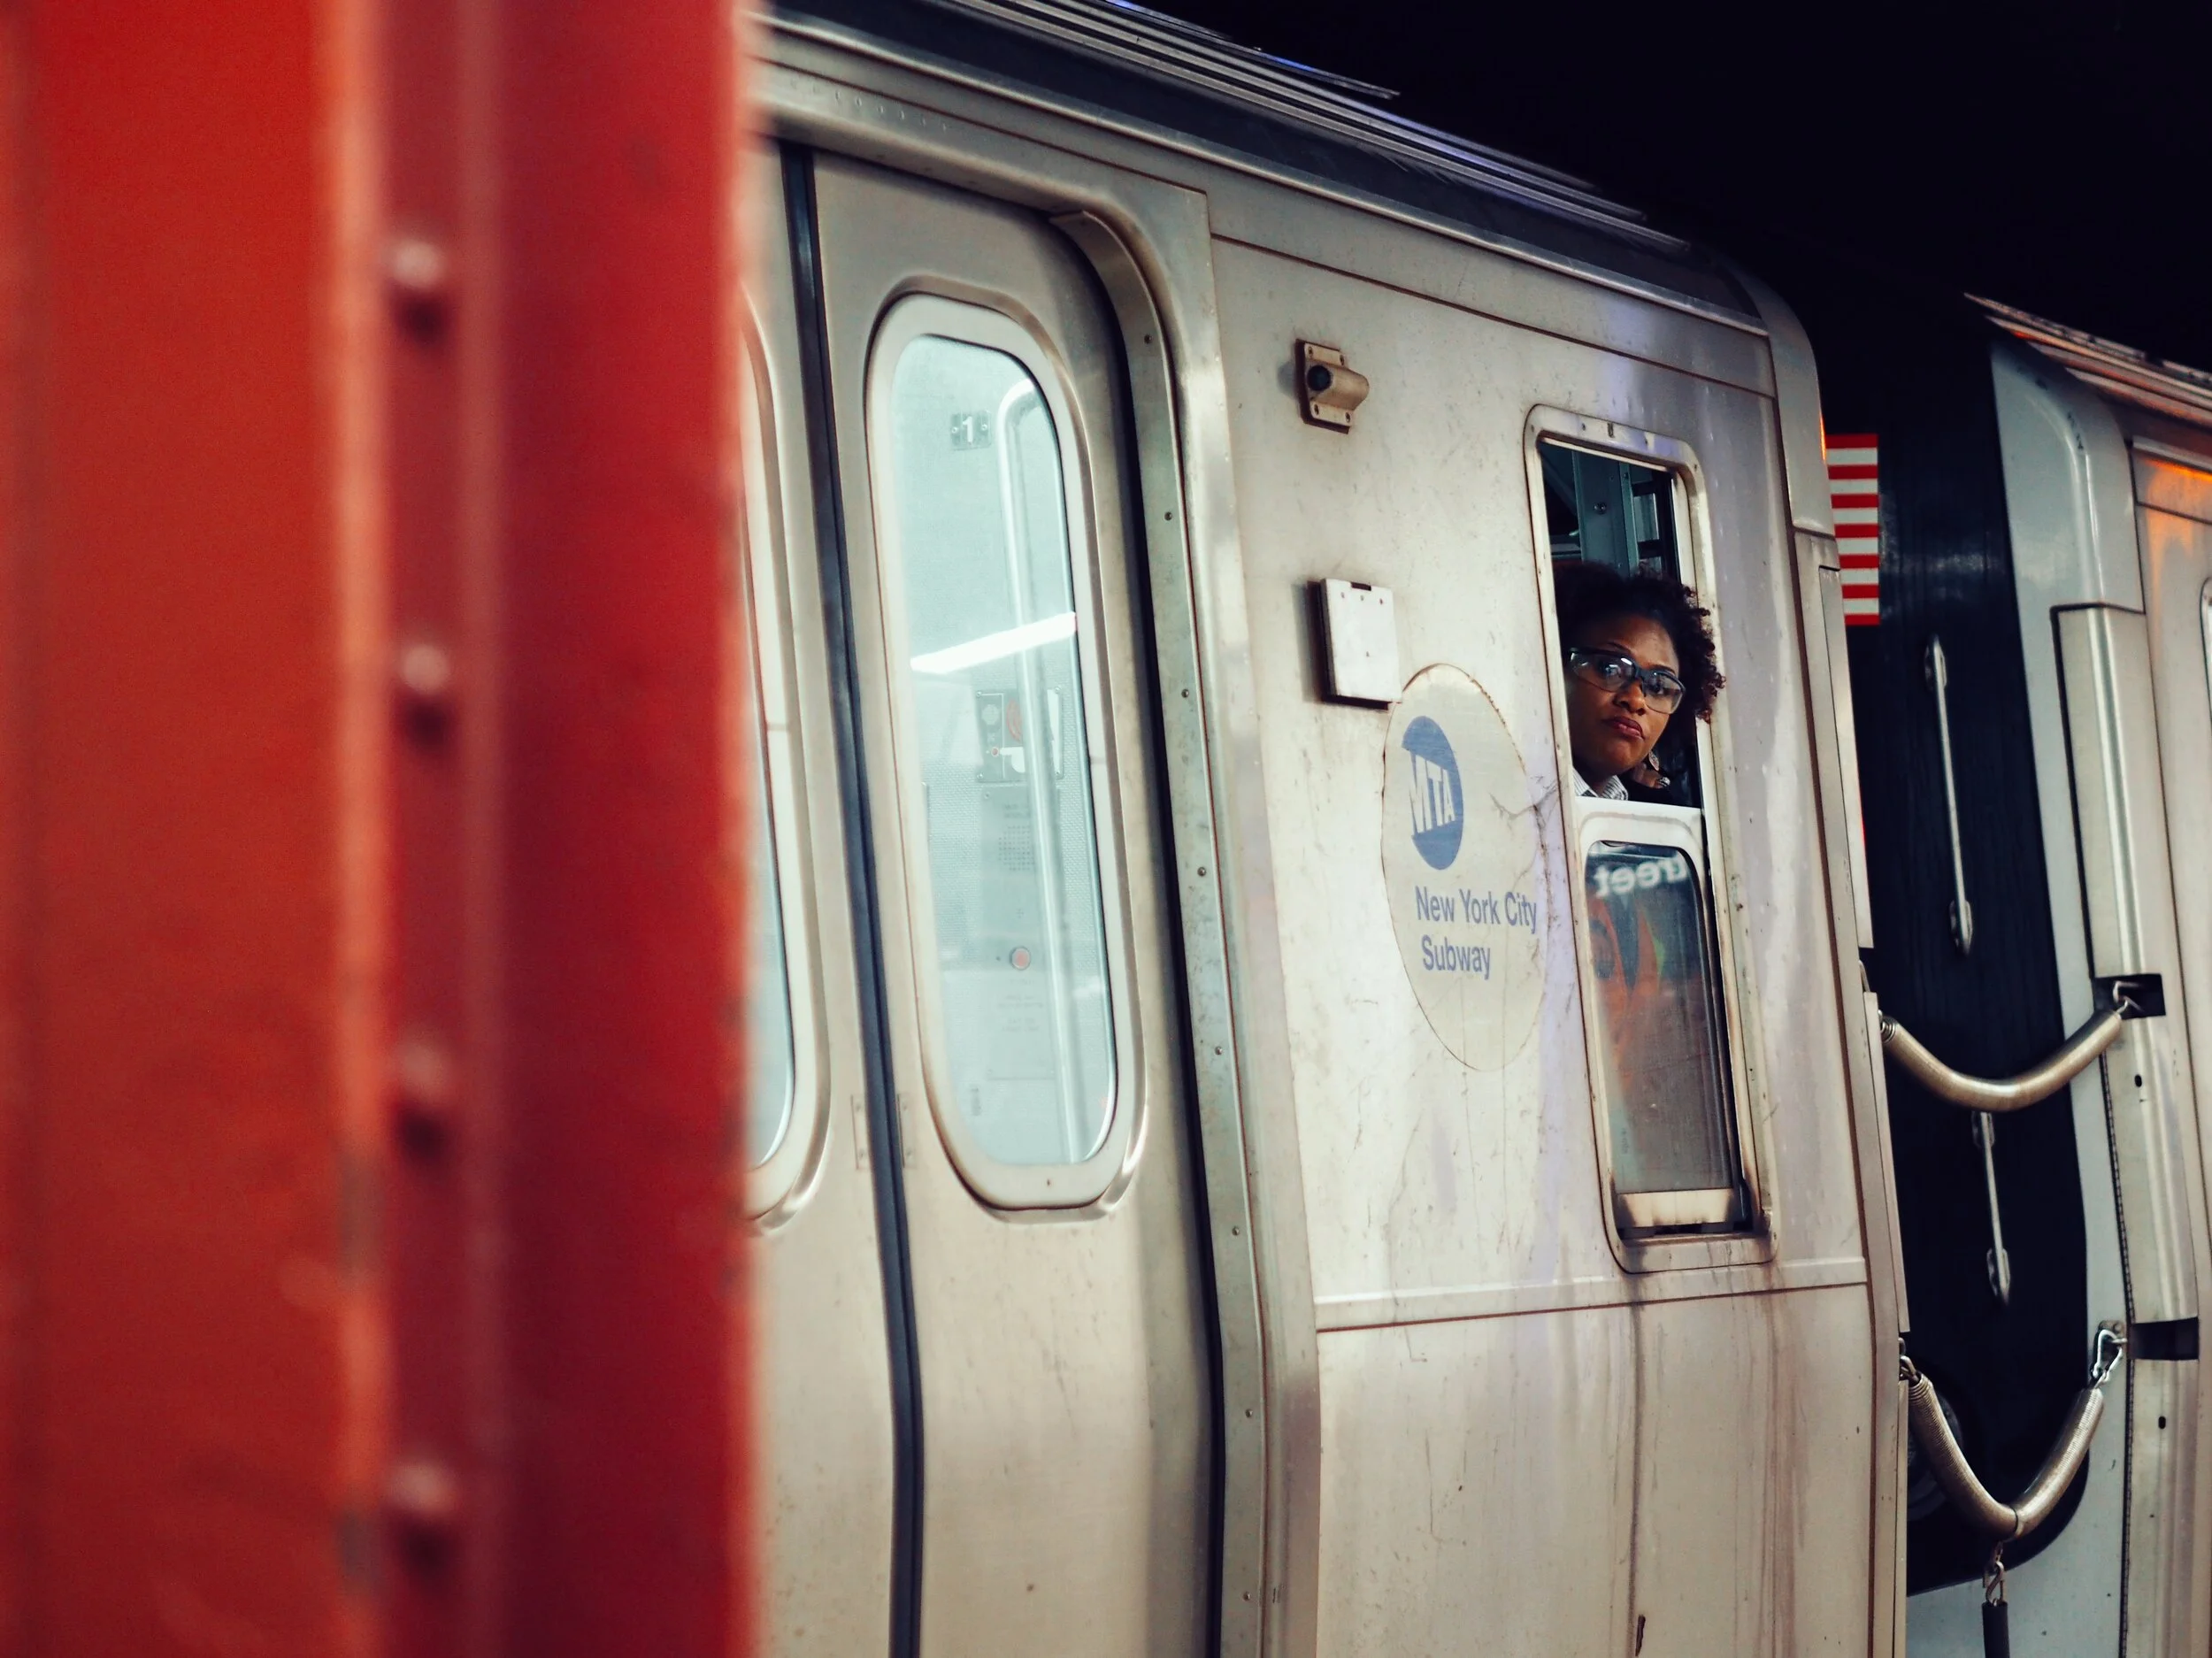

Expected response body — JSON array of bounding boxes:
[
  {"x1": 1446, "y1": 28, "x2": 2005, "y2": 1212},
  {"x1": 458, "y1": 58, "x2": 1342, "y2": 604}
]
[{"x1": 1574, "y1": 769, "x2": 1630, "y2": 801}]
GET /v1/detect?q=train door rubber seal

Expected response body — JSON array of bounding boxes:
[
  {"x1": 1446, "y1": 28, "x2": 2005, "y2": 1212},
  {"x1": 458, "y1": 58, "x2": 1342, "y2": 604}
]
[{"x1": 781, "y1": 141, "x2": 926, "y2": 1658}]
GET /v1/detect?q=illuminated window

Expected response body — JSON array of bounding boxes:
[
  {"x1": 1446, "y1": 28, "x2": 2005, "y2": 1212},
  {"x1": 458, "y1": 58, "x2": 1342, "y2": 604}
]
[{"x1": 879, "y1": 320, "x2": 1120, "y2": 1181}]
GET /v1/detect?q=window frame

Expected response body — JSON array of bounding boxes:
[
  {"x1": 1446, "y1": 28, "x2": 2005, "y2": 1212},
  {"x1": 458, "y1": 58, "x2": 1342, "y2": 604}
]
[
  {"x1": 863, "y1": 292, "x2": 1144, "y2": 1210},
  {"x1": 2199, "y1": 579, "x2": 2212, "y2": 729},
  {"x1": 735, "y1": 314, "x2": 831, "y2": 1220},
  {"x1": 1523, "y1": 408, "x2": 1772, "y2": 1267}
]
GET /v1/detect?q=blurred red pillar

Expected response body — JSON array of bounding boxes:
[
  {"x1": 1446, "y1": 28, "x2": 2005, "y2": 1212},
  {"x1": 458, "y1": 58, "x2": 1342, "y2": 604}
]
[{"x1": 0, "y1": 1, "x2": 750, "y2": 1654}]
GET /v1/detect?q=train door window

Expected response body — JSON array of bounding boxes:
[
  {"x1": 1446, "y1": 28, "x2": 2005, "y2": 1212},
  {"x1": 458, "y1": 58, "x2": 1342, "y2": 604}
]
[
  {"x1": 736, "y1": 332, "x2": 819, "y2": 1215},
  {"x1": 1534, "y1": 429, "x2": 1754, "y2": 1240},
  {"x1": 745, "y1": 706, "x2": 797, "y2": 1166},
  {"x1": 868, "y1": 296, "x2": 1133, "y2": 1207}
]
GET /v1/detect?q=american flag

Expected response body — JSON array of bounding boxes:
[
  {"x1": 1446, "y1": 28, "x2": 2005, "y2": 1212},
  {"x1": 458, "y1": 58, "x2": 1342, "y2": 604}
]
[{"x1": 1826, "y1": 435, "x2": 1879, "y2": 626}]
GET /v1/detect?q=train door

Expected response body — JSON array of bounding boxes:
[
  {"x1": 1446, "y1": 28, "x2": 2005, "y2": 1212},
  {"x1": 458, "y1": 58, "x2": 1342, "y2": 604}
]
[
  {"x1": 744, "y1": 150, "x2": 902, "y2": 1658},
  {"x1": 783, "y1": 148, "x2": 1214, "y2": 1658},
  {"x1": 2137, "y1": 447, "x2": 2212, "y2": 1180},
  {"x1": 2132, "y1": 441, "x2": 2212, "y2": 1650}
]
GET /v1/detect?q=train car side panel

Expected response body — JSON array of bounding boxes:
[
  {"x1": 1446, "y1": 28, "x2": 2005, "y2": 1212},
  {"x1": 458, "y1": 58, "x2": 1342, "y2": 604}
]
[{"x1": 1209, "y1": 233, "x2": 1872, "y2": 1653}]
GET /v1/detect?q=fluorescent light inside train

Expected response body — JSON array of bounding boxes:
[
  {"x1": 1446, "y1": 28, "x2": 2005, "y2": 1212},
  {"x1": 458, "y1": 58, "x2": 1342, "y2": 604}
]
[{"x1": 910, "y1": 611, "x2": 1076, "y2": 675}]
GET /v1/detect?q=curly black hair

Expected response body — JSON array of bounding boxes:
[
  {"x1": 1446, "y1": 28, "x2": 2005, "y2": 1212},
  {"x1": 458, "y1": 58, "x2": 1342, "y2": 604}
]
[{"x1": 1551, "y1": 562, "x2": 1724, "y2": 722}]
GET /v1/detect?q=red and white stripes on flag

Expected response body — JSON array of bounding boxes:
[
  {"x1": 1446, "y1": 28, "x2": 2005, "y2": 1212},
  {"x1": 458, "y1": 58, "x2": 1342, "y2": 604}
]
[{"x1": 1826, "y1": 434, "x2": 1880, "y2": 626}]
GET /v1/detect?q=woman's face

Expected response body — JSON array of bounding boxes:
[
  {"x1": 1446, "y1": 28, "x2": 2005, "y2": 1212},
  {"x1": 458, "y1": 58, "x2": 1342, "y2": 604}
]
[{"x1": 1564, "y1": 610, "x2": 1678, "y2": 780}]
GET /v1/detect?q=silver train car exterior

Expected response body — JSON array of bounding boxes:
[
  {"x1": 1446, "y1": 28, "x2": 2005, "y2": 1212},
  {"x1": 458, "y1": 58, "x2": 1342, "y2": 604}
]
[{"x1": 732, "y1": 1, "x2": 2210, "y2": 1652}]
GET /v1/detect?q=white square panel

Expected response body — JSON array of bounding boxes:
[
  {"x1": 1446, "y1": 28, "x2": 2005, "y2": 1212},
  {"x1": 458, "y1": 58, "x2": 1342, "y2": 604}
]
[{"x1": 1319, "y1": 578, "x2": 1400, "y2": 704}]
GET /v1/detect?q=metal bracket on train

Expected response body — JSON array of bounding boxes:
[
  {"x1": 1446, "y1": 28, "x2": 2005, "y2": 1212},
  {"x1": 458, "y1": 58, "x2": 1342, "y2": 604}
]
[
  {"x1": 2095, "y1": 971, "x2": 2164, "y2": 1019},
  {"x1": 1901, "y1": 1324, "x2": 2124, "y2": 1544},
  {"x1": 1878, "y1": 975, "x2": 2162, "y2": 1114}
]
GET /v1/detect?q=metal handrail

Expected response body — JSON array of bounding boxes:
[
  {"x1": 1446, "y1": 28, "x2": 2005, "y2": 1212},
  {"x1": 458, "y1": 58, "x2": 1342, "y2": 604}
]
[
  {"x1": 1925, "y1": 638, "x2": 1975, "y2": 955},
  {"x1": 1880, "y1": 1006, "x2": 2126, "y2": 1114},
  {"x1": 1901, "y1": 1327, "x2": 2124, "y2": 1541}
]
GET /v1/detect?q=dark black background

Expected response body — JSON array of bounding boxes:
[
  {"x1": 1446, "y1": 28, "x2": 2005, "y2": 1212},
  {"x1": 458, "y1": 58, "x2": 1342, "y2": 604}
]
[{"x1": 1145, "y1": 0, "x2": 2212, "y2": 370}]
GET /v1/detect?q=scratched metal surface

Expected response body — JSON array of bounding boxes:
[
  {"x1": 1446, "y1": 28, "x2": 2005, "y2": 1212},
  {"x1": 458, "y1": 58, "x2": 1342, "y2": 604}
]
[{"x1": 1212, "y1": 233, "x2": 1872, "y2": 1653}]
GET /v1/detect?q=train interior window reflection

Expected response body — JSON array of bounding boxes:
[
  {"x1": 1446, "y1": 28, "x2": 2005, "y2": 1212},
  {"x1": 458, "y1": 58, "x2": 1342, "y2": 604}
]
[
  {"x1": 1584, "y1": 841, "x2": 1740, "y2": 1230},
  {"x1": 885, "y1": 332, "x2": 1117, "y2": 1172},
  {"x1": 745, "y1": 715, "x2": 798, "y2": 1167},
  {"x1": 1542, "y1": 441, "x2": 1680, "y2": 580}
]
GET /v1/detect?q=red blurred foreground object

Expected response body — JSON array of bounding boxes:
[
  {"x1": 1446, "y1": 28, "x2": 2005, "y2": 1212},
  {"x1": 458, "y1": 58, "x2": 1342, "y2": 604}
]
[{"x1": 0, "y1": 2, "x2": 751, "y2": 1654}]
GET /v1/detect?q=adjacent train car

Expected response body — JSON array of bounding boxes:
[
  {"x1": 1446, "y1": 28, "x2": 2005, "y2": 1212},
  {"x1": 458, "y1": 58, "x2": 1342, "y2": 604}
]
[
  {"x1": 1783, "y1": 272, "x2": 2212, "y2": 1654},
  {"x1": 737, "y1": 3, "x2": 1905, "y2": 1654}
]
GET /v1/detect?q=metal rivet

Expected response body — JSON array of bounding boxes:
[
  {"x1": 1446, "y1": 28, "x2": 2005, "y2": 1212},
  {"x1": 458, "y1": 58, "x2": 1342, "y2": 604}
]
[
  {"x1": 396, "y1": 639, "x2": 453, "y2": 701},
  {"x1": 385, "y1": 1454, "x2": 462, "y2": 1534},
  {"x1": 391, "y1": 1031, "x2": 456, "y2": 1147},
  {"x1": 386, "y1": 234, "x2": 451, "y2": 303}
]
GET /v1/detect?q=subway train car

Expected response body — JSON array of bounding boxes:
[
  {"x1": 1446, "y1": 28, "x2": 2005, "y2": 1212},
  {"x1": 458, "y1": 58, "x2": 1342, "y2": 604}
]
[
  {"x1": 1778, "y1": 272, "x2": 2212, "y2": 1654},
  {"x1": 737, "y1": 2, "x2": 1909, "y2": 1654}
]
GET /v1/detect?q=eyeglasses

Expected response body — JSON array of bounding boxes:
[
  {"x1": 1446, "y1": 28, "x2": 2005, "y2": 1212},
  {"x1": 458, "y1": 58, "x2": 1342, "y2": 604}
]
[{"x1": 1564, "y1": 647, "x2": 1686, "y2": 713}]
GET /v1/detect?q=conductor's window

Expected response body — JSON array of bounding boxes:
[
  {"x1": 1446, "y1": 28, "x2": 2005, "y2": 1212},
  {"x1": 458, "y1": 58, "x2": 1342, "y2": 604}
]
[
  {"x1": 1543, "y1": 441, "x2": 1701, "y2": 807},
  {"x1": 1544, "y1": 441, "x2": 1680, "y2": 578},
  {"x1": 1585, "y1": 841, "x2": 1739, "y2": 1229},
  {"x1": 1536, "y1": 430, "x2": 1751, "y2": 1241},
  {"x1": 876, "y1": 313, "x2": 1125, "y2": 1195}
]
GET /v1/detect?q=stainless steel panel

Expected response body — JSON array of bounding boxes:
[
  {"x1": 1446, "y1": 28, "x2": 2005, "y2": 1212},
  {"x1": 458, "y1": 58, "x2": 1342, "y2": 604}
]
[
  {"x1": 744, "y1": 150, "x2": 900, "y2": 1658},
  {"x1": 2137, "y1": 495, "x2": 2212, "y2": 1656},
  {"x1": 1213, "y1": 237, "x2": 1863, "y2": 1309},
  {"x1": 811, "y1": 155, "x2": 1210, "y2": 1658},
  {"x1": 1202, "y1": 187, "x2": 1774, "y2": 397},
  {"x1": 1808, "y1": 553, "x2": 1876, "y2": 947},
  {"x1": 2135, "y1": 446, "x2": 2212, "y2": 526},
  {"x1": 1209, "y1": 235, "x2": 1871, "y2": 1650},
  {"x1": 1993, "y1": 341, "x2": 2145, "y2": 613},
  {"x1": 842, "y1": 0, "x2": 1684, "y2": 254},
  {"x1": 1048, "y1": 203, "x2": 1294, "y2": 1658},
  {"x1": 751, "y1": 25, "x2": 1895, "y2": 1652},
  {"x1": 2124, "y1": 1358, "x2": 2201, "y2": 1658},
  {"x1": 1789, "y1": 521, "x2": 1899, "y2": 1625},
  {"x1": 1975, "y1": 352, "x2": 2207, "y2": 1654},
  {"x1": 1630, "y1": 1286, "x2": 1873, "y2": 1657},
  {"x1": 1313, "y1": 1310, "x2": 1635, "y2": 1658},
  {"x1": 2055, "y1": 607, "x2": 2198, "y2": 1326},
  {"x1": 759, "y1": 30, "x2": 1775, "y2": 393}
]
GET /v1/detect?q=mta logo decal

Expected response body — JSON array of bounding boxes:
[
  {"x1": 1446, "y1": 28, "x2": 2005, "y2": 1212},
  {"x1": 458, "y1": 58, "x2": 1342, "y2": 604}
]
[{"x1": 1402, "y1": 716, "x2": 1463, "y2": 871}]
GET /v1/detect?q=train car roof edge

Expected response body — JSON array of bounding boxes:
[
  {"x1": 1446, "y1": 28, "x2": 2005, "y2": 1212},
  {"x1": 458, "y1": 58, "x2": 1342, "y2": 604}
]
[
  {"x1": 1977, "y1": 295, "x2": 2212, "y2": 436},
  {"x1": 764, "y1": 0, "x2": 1761, "y2": 322}
]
